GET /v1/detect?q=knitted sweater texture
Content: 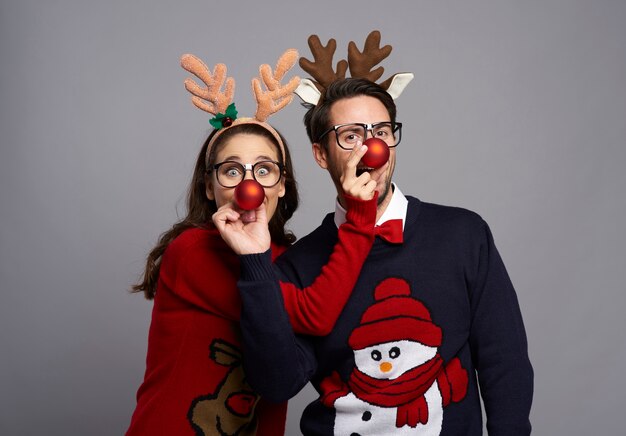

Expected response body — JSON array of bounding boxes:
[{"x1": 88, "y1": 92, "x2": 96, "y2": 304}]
[
  {"x1": 127, "y1": 195, "x2": 376, "y2": 435},
  {"x1": 238, "y1": 196, "x2": 533, "y2": 435}
]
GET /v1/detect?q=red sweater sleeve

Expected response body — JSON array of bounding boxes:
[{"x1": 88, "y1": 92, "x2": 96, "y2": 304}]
[{"x1": 278, "y1": 194, "x2": 376, "y2": 335}]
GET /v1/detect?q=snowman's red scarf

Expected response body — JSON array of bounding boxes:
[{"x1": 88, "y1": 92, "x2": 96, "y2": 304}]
[
  {"x1": 351, "y1": 354, "x2": 443, "y2": 427},
  {"x1": 320, "y1": 354, "x2": 444, "y2": 427},
  {"x1": 320, "y1": 355, "x2": 469, "y2": 428}
]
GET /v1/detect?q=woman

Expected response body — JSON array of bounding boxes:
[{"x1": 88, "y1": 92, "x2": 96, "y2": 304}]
[{"x1": 127, "y1": 113, "x2": 382, "y2": 434}]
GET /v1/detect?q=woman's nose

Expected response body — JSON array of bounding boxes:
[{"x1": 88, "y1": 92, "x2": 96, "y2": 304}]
[{"x1": 243, "y1": 168, "x2": 255, "y2": 180}]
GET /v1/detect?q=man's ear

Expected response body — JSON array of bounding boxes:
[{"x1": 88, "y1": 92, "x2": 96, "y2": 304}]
[
  {"x1": 312, "y1": 142, "x2": 328, "y2": 169},
  {"x1": 204, "y1": 174, "x2": 215, "y2": 201}
]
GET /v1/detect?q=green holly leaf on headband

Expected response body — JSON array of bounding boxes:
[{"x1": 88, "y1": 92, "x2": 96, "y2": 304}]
[
  {"x1": 209, "y1": 103, "x2": 238, "y2": 129},
  {"x1": 224, "y1": 103, "x2": 238, "y2": 119}
]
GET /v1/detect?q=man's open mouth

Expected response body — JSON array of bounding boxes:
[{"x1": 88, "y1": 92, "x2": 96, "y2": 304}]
[{"x1": 356, "y1": 167, "x2": 374, "y2": 177}]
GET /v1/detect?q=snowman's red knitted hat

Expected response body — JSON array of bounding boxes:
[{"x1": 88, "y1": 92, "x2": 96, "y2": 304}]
[{"x1": 348, "y1": 278, "x2": 442, "y2": 351}]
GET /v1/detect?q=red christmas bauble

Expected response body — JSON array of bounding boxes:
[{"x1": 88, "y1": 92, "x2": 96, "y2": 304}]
[
  {"x1": 361, "y1": 138, "x2": 390, "y2": 168},
  {"x1": 234, "y1": 179, "x2": 265, "y2": 210}
]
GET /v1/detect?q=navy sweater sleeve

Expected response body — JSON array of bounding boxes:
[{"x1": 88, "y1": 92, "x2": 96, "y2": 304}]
[
  {"x1": 238, "y1": 200, "x2": 533, "y2": 433},
  {"x1": 238, "y1": 250, "x2": 317, "y2": 402},
  {"x1": 469, "y1": 222, "x2": 534, "y2": 435}
]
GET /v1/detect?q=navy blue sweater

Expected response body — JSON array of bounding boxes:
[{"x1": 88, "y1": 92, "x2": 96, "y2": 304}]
[{"x1": 238, "y1": 196, "x2": 533, "y2": 435}]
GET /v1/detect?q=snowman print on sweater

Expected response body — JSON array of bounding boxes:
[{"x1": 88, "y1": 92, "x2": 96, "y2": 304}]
[{"x1": 320, "y1": 278, "x2": 469, "y2": 435}]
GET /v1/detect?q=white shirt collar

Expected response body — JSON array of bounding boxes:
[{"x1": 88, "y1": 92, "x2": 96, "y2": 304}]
[{"x1": 334, "y1": 183, "x2": 408, "y2": 229}]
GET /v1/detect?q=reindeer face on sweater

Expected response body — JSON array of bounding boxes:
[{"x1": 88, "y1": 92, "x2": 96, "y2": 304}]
[{"x1": 188, "y1": 339, "x2": 259, "y2": 436}]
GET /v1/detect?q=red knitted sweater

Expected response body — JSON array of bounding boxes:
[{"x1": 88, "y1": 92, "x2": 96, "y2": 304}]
[{"x1": 127, "y1": 195, "x2": 376, "y2": 435}]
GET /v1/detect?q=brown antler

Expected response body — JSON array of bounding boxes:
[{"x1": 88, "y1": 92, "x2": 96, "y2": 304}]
[
  {"x1": 296, "y1": 31, "x2": 413, "y2": 104},
  {"x1": 347, "y1": 30, "x2": 393, "y2": 85},
  {"x1": 253, "y1": 49, "x2": 301, "y2": 122},
  {"x1": 180, "y1": 54, "x2": 234, "y2": 115},
  {"x1": 299, "y1": 35, "x2": 348, "y2": 92}
]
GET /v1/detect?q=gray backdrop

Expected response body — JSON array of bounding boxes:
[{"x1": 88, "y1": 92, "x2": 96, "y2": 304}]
[{"x1": 1, "y1": 0, "x2": 625, "y2": 434}]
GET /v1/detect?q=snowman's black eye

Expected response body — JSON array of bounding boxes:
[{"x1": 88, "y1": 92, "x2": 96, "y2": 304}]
[
  {"x1": 362, "y1": 411, "x2": 372, "y2": 421},
  {"x1": 371, "y1": 350, "x2": 382, "y2": 361},
  {"x1": 389, "y1": 346, "x2": 401, "y2": 359}
]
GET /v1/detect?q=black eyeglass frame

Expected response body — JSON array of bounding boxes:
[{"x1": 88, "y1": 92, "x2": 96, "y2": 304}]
[
  {"x1": 317, "y1": 121, "x2": 403, "y2": 150},
  {"x1": 208, "y1": 160, "x2": 285, "y2": 188}
]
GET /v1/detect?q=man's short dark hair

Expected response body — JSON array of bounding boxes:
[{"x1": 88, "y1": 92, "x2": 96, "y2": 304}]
[{"x1": 303, "y1": 78, "x2": 397, "y2": 149}]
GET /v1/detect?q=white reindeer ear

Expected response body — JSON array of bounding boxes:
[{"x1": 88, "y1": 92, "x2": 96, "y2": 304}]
[
  {"x1": 294, "y1": 78, "x2": 322, "y2": 105},
  {"x1": 386, "y1": 73, "x2": 414, "y2": 100}
]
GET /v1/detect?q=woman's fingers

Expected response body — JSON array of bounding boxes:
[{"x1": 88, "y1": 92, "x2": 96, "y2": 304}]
[{"x1": 212, "y1": 204, "x2": 241, "y2": 229}]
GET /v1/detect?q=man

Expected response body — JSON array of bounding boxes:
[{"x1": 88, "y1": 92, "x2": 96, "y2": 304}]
[{"x1": 236, "y1": 33, "x2": 533, "y2": 435}]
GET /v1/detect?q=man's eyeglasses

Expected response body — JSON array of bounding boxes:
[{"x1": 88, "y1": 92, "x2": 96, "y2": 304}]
[
  {"x1": 209, "y1": 160, "x2": 284, "y2": 188},
  {"x1": 317, "y1": 122, "x2": 402, "y2": 150}
]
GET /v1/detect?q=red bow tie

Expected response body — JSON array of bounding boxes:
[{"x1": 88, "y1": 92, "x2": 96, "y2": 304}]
[{"x1": 375, "y1": 219, "x2": 404, "y2": 244}]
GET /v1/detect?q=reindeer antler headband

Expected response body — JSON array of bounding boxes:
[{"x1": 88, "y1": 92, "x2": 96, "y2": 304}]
[
  {"x1": 180, "y1": 49, "x2": 300, "y2": 163},
  {"x1": 295, "y1": 31, "x2": 414, "y2": 105}
]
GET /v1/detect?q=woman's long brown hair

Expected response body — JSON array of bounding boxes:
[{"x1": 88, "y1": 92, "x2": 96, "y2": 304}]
[{"x1": 132, "y1": 123, "x2": 299, "y2": 299}]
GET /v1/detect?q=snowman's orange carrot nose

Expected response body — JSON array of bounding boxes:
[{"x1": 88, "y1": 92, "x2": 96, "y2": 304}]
[{"x1": 380, "y1": 362, "x2": 392, "y2": 373}]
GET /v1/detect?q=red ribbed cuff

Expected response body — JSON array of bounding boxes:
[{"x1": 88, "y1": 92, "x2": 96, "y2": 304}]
[{"x1": 343, "y1": 191, "x2": 378, "y2": 227}]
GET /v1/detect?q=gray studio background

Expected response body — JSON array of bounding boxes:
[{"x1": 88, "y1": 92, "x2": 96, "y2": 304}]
[{"x1": 1, "y1": 1, "x2": 625, "y2": 434}]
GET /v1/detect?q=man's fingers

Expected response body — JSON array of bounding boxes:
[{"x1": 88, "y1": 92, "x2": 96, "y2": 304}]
[
  {"x1": 346, "y1": 142, "x2": 367, "y2": 172},
  {"x1": 354, "y1": 171, "x2": 372, "y2": 186},
  {"x1": 364, "y1": 180, "x2": 377, "y2": 197},
  {"x1": 341, "y1": 142, "x2": 368, "y2": 192}
]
